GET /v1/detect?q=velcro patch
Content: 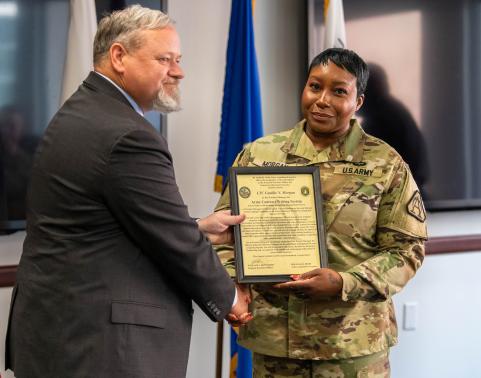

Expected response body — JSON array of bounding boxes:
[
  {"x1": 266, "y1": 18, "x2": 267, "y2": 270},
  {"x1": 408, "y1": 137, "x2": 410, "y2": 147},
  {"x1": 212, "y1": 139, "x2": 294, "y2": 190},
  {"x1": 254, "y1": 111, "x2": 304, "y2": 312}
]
[
  {"x1": 407, "y1": 190, "x2": 426, "y2": 222},
  {"x1": 252, "y1": 159, "x2": 289, "y2": 167},
  {"x1": 333, "y1": 165, "x2": 383, "y2": 178}
]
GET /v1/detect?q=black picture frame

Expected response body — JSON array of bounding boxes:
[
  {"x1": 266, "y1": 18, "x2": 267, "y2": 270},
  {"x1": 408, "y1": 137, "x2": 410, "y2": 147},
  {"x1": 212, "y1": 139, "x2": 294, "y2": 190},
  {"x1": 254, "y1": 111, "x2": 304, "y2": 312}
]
[{"x1": 229, "y1": 166, "x2": 328, "y2": 283}]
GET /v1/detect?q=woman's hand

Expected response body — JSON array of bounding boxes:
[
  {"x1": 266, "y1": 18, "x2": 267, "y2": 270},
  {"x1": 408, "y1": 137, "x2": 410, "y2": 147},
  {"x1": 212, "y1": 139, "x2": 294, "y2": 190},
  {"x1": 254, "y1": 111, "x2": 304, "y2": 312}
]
[{"x1": 273, "y1": 268, "x2": 343, "y2": 299}]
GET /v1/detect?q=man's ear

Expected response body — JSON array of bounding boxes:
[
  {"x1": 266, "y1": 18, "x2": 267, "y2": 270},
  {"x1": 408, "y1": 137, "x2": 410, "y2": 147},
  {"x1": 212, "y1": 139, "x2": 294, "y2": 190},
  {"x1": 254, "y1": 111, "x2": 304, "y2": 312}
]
[
  {"x1": 355, "y1": 94, "x2": 365, "y2": 111},
  {"x1": 110, "y1": 43, "x2": 127, "y2": 74}
]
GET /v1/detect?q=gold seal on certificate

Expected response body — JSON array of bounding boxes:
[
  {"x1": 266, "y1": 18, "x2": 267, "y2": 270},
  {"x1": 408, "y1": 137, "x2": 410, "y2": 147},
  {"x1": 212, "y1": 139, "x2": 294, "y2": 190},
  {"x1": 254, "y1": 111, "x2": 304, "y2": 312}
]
[{"x1": 229, "y1": 166, "x2": 328, "y2": 283}]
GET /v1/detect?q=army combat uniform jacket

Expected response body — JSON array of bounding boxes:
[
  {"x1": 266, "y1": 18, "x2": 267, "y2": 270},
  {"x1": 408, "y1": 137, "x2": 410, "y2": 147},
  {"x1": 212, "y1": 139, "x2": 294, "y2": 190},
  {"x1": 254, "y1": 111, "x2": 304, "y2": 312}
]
[{"x1": 215, "y1": 119, "x2": 427, "y2": 360}]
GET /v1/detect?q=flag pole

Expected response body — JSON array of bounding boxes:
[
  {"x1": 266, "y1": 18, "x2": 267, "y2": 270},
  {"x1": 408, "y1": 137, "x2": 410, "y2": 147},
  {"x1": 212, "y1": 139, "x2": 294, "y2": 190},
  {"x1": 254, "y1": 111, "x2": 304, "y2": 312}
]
[{"x1": 215, "y1": 321, "x2": 224, "y2": 378}]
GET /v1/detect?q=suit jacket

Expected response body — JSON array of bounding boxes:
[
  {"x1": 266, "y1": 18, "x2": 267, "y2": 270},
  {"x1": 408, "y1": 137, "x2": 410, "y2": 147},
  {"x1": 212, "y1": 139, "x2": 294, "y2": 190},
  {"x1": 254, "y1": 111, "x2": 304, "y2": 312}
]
[{"x1": 5, "y1": 72, "x2": 235, "y2": 378}]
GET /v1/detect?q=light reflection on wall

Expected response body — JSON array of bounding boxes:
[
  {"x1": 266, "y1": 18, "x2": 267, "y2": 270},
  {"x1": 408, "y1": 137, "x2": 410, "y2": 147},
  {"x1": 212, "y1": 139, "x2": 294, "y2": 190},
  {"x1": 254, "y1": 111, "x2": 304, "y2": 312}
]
[
  {"x1": 0, "y1": 2, "x2": 18, "y2": 17},
  {"x1": 346, "y1": 11, "x2": 422, "y2": 128}
]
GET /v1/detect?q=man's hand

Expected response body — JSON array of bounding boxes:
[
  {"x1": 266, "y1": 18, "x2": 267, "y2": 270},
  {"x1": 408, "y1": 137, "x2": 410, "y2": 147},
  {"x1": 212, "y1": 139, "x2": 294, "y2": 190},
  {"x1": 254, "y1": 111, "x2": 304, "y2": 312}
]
[
  {"x1": 226, "y1": 284, "x2": 253, "y2": 326},
  {"x1": 197, "y1": 210, "x2": 246, "y2": 245},
  {"x1": 273, "y1": 268, "x2": 343, "y2": 299}
]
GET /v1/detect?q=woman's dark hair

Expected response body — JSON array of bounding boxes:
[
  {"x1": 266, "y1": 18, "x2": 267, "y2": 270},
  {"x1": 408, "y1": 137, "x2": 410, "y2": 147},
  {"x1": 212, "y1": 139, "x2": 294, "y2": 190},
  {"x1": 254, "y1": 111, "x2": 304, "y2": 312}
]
[{"x1": 308, "y1": 48, "x2": 369, "y2": 97}]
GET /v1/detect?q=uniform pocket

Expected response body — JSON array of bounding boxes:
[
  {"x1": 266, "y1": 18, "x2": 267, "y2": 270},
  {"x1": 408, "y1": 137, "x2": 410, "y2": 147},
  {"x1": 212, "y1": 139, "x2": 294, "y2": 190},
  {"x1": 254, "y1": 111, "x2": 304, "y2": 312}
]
[{"x1": 111, "y1": 300, "x2": 166, "y2": 328}]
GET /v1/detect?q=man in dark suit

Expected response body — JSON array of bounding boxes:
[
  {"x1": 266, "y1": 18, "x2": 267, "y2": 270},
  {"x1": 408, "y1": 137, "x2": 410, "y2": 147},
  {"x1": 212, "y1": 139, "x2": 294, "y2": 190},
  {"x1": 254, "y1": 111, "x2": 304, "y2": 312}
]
[{"x1": 5, "y1": 5, "x2": 250, "y2": 378}]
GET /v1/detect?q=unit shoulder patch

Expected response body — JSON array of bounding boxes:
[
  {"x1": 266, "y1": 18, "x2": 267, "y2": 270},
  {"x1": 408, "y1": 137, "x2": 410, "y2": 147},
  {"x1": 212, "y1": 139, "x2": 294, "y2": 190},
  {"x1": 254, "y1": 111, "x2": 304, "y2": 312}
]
[{"x1": 407, "y1": 190, "x2": 426, "y2": 222}]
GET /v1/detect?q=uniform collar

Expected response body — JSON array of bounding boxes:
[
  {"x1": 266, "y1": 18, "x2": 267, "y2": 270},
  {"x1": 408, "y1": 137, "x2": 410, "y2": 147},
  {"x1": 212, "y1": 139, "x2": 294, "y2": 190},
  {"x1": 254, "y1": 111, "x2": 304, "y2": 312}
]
[{"x1": 280, "y1": 118, "x2": 366, "y2": 163}]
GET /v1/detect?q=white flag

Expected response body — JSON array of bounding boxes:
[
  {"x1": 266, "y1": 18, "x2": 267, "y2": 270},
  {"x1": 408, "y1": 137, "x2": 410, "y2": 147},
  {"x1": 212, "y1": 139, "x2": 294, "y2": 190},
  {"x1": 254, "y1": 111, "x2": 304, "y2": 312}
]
[
  {"x1": 308, "y1": 0, "x2": 346, "y2": 63},
  {"x1": 323, "y1": 0, "x2": 346, "y2": 50},
  {"x1": 60, "y1": 0, "x2": 97, "y2": 106}
]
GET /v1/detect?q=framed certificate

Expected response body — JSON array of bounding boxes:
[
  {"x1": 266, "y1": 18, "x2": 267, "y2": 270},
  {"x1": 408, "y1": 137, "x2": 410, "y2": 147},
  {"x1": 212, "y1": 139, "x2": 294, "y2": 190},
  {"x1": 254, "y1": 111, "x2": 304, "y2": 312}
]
[{"x1": 229, "y1": 166, "x2": 328, "y2": 283}]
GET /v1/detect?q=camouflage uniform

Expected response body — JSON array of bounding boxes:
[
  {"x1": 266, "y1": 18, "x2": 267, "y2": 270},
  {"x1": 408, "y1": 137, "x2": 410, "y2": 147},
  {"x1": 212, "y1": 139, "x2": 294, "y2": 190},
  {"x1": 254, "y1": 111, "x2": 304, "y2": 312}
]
[
  {"x1": 253, "y1": 350, "x2": 389, "y2": 378},
  {"x1": 215, "y1": 119, "x2": 427, "y2": 370}
]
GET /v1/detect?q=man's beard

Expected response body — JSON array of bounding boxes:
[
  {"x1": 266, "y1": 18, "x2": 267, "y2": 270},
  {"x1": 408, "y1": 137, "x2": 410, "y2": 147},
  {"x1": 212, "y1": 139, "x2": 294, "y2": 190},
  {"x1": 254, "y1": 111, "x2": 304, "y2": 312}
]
[{"x1": 152, "y1": 84, "x2": 181, "y2": 114}]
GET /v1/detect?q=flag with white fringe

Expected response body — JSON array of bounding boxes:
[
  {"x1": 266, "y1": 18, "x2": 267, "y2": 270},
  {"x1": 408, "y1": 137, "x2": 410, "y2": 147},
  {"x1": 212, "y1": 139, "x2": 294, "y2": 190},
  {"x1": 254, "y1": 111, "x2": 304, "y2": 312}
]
[
  {"x1": 322, "y1": 0, "x2": 346, "y2": 49},
  {"x1": 308, "y1": 0, "x2": 346, "y2": 63},
  {"x1": 60, "y1": 0, "x2": 97, "y2": 105}
]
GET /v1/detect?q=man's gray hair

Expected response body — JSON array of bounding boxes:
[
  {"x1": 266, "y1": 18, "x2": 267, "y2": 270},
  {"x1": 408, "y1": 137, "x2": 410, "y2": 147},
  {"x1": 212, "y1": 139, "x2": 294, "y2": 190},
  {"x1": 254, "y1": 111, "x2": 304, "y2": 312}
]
[{"x1": 93, "y1": 5, "x2": 173, "y2": 64}]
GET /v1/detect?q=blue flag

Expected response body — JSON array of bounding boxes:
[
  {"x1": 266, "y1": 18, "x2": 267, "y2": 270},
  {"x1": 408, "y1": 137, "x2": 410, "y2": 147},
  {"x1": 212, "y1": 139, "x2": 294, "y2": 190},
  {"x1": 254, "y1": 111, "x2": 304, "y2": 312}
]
[
  {"x1": 214, "y1": 0, "x2": 263, "y2": 192},
  {"x1": 230, "y1": 327, "x2": 253, "y2": 378},
  {"x1": 217, "y1": 0, "x2": 259, "y2": 376}
]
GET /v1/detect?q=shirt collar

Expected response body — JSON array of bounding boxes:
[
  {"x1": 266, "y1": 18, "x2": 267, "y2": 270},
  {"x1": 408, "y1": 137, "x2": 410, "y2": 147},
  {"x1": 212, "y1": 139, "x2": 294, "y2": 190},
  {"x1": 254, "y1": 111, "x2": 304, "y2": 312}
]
[
  {"x1": 280, "y1": 118, "x2": 366, "y2": 163},
  {"x1": 94, "y1": 71, "x2": 144, "y2": 117}
]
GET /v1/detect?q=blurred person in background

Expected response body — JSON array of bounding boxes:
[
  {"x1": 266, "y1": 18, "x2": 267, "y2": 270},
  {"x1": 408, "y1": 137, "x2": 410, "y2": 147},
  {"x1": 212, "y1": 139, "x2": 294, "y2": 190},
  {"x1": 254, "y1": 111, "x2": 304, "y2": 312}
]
[
  {"x1": 0, "y1": 106, "x2": 37, "y2": 220},
  {"x1": 358, "y1": 63, "x2": 429, "y2": 197}
]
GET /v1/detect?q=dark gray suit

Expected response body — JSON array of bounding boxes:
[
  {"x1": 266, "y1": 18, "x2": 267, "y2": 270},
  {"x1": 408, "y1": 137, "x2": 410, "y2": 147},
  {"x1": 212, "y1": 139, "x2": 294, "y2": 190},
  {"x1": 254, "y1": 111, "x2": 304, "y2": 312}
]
[{"x1": 5, "y1": 72, "x2": 235, "y2": 378}]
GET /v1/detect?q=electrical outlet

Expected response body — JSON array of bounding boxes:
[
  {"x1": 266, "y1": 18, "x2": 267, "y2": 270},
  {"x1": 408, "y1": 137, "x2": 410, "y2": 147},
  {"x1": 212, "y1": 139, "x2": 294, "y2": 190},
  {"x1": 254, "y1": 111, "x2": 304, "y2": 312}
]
[{"x1": 403, "y1": 302, "x2": 418, "y2": 331}]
